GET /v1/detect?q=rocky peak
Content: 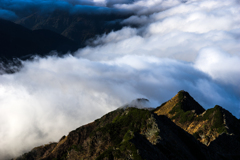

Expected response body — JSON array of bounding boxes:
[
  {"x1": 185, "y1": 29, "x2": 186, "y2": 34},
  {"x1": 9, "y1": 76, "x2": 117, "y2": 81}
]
[
  {"x1": 176, "y1": 90, "x2": 205, "y2": 114},
  {"x1": 154, "y1": 90, "x2": 205, "y2": 116},
  {"x1": 154, "y1": 92, "x2": 240, "y2": 148}
]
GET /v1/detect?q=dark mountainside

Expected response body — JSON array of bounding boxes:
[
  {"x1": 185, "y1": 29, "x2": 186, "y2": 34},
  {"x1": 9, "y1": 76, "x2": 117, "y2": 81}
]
[
  {"x1": 13, "y1": 91, "x2": 240, "y2": 160},
  {"x1": 15, "y1": 10, "x2": 131, "y2": 46},
  {"x1": 0, "y1": 18, "x2": 79, "y2": 60},
  {"x1": 0, "y1": 18, "x2": 79, "y2": 73},
  {"x1": 0, "y1": 11, "x2": 130, "y2": 73}
]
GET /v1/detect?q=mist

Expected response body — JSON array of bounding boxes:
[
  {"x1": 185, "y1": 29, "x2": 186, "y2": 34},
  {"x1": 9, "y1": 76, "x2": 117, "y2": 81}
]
[{"x1": 0, "y1": 0, "x2": 240, "y2": 159}]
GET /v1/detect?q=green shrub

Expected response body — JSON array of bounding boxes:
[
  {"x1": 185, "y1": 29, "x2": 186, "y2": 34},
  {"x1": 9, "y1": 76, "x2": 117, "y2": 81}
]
[
  {"x1": 170, "y1": 104, "x2": 195, "y2": 124},
  {"x1": 68, "y1": 145, "x2": 83, "y2": 152},
  {"x1": 119, "y1": 141, "x2": 143, "y2": 160},
  {"x1": 193, "y1": 132, "x2": 200, "y2": 139},
  {"x1": 96, "y1": 147, "x2": 114, "y2": 160},
  {"x1": 178, "y1": 90, "x2": 185, "y2": 100},
  {"x1": 92, "y1": 108, "x2": 151, "y2": 160},
  {"x1": 211, "y1": 105, "x2": 227, "y2": 134},
  {"x1": 179, "y1": 111, "x2": 194, "y2": 124},
  {"x1": 123, "y1": 130, "x2": 134, "y2": 141},
  {"x1": 93, "y1": 108, "x2": 151, "y2": 145},
  {"x1": 169, "y1": 103, "x2": 183, "y2": 114},
  {"x1": 202, "y1": 108, "x2": 215, "y2": 120},
  {"x1": 193, "y1": 130, "x2": 203, "y2": 139}
]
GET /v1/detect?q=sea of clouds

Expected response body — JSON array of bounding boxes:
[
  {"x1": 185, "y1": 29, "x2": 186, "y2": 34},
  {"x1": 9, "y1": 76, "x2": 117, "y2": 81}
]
[{"x1": 0, "y1": 0, "x2": 240, "y2": 158}]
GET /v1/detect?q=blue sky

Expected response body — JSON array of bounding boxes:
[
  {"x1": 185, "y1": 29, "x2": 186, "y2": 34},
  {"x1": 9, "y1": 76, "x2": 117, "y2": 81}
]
[{"x1": 0, "y1": 0, "x2": 131, "y2": 20}]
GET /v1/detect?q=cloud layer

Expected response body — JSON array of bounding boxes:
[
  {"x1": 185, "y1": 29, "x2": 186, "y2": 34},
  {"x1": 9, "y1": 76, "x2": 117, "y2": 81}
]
[{"x1": 0, "y1": 0, "x2": 240, "y2": 159}]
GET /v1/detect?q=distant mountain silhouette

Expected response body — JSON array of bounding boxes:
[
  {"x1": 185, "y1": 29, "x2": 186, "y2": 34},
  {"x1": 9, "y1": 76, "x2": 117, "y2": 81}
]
[
  {"x1": 15, "y1": 10, "x2": 130, "y2": 46},
  {"x1": 0, "y1": 18, "x2": 79, "y2": 60}
]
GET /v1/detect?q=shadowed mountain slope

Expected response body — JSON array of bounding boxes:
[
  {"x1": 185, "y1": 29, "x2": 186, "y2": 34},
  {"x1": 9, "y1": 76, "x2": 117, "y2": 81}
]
[
  {"x1": 15, "y1": 10, "x2": 130, "y2": 46},
  {"x1": 0, "y1": 18, "x2": 79, "y2": 60},
  {"x1": 13, "y1": 108, "x2": 222, "y2": 160}
]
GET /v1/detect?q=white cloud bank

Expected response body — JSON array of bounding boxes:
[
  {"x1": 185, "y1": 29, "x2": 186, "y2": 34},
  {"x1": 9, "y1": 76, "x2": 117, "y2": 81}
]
[{"x1": 0, "y1": 0, "x2": 240, "y2": 159}]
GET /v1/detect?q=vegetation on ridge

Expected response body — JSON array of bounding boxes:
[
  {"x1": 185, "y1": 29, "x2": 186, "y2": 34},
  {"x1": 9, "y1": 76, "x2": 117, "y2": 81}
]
[
  {"x1": 195, "y1": 105, "x2": 227, "y2": 135},
  {"x1": 13, "y1": 91, "x2": 240, "y2": 160},
  {"x1": 94, "y1": 108, "x2": 151, "y2": 145},
  {"x1": 93, "y1": 108, "x2": 151, "y2": 159}
]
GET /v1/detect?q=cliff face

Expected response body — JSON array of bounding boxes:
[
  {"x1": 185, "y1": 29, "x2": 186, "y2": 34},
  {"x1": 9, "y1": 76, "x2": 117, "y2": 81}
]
[{"x1": 13, "y1": 91, "x2": 240, "y2": 160}]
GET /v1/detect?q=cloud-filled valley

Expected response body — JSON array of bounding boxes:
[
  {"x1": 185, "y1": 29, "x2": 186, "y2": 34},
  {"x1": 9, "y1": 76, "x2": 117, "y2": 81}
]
[{"x1": 0, "y1": 0, "x2": 240, "y2": 159}]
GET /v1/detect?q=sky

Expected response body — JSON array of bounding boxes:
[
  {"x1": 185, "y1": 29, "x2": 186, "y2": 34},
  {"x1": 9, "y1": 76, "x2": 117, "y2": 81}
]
[
  {"x1": 0, "y1": 0, "x2": 240, "y2": 159},
  {"x1": 0, "y1": 0, "x2": 131, "y2": 20}
]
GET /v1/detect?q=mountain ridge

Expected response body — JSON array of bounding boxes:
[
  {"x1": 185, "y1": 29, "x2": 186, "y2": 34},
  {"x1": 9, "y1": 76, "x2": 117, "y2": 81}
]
[
  {"x1": 154, "y1": 91, "x2": 240, "y2": 147},
  {"x1": 12, "y1": 91, "x2": 240, "y2": 160},
  {"x1": 15, "y1": 10, "x2": 130, "y2": 46}
]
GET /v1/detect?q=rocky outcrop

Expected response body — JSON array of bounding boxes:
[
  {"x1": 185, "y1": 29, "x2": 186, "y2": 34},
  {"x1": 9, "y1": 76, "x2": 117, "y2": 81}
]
[{"x1": 154, "y1": 91, "x2": 240, "y2": 157}]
